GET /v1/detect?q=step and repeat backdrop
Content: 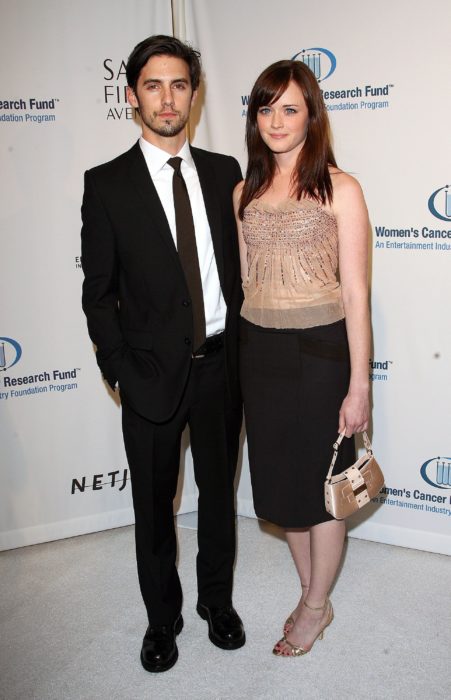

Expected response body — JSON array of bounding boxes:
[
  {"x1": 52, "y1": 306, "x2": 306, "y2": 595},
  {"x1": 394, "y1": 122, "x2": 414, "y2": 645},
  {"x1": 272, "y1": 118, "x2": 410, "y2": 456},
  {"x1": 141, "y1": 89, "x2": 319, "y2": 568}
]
[{"x1": 1, "y1": 0, "x2": 450, "y2": 555}]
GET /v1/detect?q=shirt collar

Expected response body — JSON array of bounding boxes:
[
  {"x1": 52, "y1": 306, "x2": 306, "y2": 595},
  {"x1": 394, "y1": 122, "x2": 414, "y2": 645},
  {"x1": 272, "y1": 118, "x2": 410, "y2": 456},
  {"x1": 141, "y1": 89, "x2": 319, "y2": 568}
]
[{"x1": 139, "y1": 137, "x2": 194, "y2": 177}]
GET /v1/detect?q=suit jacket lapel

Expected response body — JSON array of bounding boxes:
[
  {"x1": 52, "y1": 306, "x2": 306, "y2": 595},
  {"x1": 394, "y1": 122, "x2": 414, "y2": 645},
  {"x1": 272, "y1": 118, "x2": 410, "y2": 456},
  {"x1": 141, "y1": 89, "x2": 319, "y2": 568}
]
[
  {"x1": 127, "y1": 142, "x2": 180, "y2": 265},
  {"x1": 190, "y1": 147, "x2": 225, "y2": 288},
  {"x1": 125, "y1": 143, "x2": 226, "y2": 287}
]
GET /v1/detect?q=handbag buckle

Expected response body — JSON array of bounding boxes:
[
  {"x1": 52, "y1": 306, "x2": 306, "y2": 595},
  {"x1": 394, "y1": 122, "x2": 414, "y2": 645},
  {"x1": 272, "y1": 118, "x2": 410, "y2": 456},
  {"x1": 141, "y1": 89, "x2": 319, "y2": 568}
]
[{"x1": 344, "y1": 466, "x2": 365, "y2": 490}]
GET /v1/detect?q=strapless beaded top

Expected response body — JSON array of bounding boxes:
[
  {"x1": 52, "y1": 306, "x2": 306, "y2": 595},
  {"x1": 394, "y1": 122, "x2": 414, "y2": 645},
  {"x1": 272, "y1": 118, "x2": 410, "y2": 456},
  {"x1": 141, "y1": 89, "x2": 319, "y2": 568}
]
[{"x1": 240, "y1": 198, "x2": 344, "y2": 329}]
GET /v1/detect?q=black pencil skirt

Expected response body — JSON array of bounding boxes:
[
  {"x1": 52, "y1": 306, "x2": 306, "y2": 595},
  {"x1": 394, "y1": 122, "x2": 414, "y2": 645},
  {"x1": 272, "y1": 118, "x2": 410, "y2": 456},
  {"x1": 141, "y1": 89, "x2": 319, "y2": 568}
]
[{"x1": 239, "y1": 317, "x2": 356, "y2": 528}]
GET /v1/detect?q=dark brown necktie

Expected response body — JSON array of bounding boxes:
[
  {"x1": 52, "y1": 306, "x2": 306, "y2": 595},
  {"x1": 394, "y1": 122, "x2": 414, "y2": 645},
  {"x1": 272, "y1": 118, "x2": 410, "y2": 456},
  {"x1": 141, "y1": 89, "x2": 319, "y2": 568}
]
[{"x1": 167, "y1": 157, "x2": 206, "y2": 352}]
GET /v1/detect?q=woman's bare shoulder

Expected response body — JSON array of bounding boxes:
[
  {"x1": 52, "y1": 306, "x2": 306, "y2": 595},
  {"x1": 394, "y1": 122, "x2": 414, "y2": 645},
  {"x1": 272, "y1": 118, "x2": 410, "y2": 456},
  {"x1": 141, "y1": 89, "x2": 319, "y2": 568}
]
[
  {"x1": 329, "y1": 168, "x2": 365, "y2": 211},
  {"x1": 330, "y1": 167, "x2": 362, "y2": 192},
  {"x1": 329, "y1": 166, "x2": 362, "y2": 190}
]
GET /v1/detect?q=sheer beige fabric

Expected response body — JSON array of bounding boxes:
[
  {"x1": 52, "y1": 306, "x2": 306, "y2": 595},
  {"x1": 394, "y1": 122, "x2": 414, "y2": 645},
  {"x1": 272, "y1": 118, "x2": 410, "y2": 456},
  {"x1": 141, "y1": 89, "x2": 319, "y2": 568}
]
[{"x1": 241, "y1": 198, "x2": 344, "y2": 329}]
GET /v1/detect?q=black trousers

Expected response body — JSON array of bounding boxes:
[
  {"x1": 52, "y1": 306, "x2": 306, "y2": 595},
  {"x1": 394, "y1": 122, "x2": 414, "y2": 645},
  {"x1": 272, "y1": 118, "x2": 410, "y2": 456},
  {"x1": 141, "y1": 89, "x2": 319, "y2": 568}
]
[{"x1": 121, "y1": 347, "x2": 242, "y2": 626}]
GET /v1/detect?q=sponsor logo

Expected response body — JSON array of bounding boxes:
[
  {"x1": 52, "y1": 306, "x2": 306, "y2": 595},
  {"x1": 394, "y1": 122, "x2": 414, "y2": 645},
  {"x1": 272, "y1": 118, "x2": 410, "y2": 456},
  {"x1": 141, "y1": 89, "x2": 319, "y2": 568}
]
[
  {"x1": 0, "y1": 337, "x2": 22, "y2": 370},
  {"x1": 371, "y1": 485, "x2": 451, "y2": 516},
  {"x1": 291, "y1": 48, "x2": 337, "y2": 82},
  {"x1": 373, "y1": 183, "x2": 451, "y2": 253},
  {"x1": 369, "y1": 358, "x2": 392, "y2": 382},
  {"x1": 368, "y1": 457, "x2": 451, "y2": 517},
  {"x1": 428, "y1": 185, "x2": 451, "y2": 223},
  {"x1": 240, "y1": 46, "x2": 394, "y2": 116},
  {"x1": 420, "y1": 457, "x2": 451, "y2": 490},
  {"x1": 294, "y1": 46, "x2": 394, "y2": 112},
  {"x1": 71, "y1": 469, "x2": 129, "y2": 494},
  {"x1": 0, "y1": 336, "x2": 81, "y2": 401},
  {"x1": 103, "y1": 58, "x2": 137, "y2": 121},
  {"x1": 0, "y1": 98, "x2": 60, "y2": 124}
]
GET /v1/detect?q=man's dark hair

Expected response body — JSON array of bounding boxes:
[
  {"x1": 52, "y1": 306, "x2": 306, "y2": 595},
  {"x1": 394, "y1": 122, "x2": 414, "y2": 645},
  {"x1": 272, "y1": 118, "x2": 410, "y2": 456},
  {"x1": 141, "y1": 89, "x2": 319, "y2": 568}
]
[{"x1": 126, "y1": 34, "x2": 202, "y2": 92}]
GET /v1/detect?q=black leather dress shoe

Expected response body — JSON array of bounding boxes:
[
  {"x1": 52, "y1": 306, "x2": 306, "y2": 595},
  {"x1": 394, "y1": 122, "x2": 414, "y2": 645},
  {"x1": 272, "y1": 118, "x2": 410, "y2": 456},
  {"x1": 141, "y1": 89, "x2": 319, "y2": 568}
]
[
  {"x1": 196, "y1": 603, "x2": 245, "y2": 650},
  {"x1": 140, "y1": 614, "x2": 183, "y2": 673}
]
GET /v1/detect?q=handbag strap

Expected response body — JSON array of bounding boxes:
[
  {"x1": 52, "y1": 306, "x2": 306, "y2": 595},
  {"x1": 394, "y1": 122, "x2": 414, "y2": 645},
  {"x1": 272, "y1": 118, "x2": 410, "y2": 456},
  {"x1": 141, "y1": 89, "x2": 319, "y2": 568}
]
[{"x1": 325, "y1": 431, "x2": 373, "y2": 483}]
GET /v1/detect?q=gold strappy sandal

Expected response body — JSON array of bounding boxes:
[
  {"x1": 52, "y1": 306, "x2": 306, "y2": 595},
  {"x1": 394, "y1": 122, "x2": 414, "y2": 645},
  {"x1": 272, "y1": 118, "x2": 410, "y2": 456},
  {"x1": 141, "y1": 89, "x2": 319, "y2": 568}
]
[
  {"x1": 273, "y1": 598, "x2": 334, "y2": 657},
  {"x1": 283, "y1": 585, "x2": 309, "y2": 635}
]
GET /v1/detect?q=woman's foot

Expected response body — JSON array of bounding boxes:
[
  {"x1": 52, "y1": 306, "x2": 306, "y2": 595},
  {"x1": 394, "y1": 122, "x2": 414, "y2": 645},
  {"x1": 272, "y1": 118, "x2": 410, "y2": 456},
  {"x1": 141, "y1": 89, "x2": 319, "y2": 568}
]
[
  {"x1": 274, "y1": 598, "x2": 333, "y2": 657},
  {"x1": 283, "y1": 585, "x2": 309, "y2": 635}
]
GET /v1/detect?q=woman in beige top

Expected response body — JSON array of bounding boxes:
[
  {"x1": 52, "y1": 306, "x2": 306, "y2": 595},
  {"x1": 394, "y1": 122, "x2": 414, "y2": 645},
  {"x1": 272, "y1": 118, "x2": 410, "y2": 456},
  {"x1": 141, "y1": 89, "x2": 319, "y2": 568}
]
[{"x1": 233, "y1": 60, "x2": 371, "y2": 657}]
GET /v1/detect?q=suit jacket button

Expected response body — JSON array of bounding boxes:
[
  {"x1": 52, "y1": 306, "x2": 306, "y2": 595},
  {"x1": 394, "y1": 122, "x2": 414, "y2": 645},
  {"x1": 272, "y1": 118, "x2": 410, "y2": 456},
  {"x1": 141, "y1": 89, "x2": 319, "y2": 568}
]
[
  {"x1": 182, "y1": 299, "x2": 191, "y2": 307},
  {"x1": 184, "y1": 337, "x2": 191, "y2": 345}
]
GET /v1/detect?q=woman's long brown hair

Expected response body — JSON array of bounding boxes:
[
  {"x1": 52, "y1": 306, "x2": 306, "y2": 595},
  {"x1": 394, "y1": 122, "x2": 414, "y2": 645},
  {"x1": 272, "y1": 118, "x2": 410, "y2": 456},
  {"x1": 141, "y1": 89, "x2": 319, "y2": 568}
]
[{"x1": 238, "y1": 60, "x2": 337, "y2": 220}]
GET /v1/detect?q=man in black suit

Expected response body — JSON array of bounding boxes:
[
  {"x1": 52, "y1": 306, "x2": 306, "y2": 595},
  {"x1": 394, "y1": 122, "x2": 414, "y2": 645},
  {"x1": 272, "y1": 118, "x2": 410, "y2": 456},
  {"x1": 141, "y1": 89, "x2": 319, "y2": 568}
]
[{"x1": 81, "y1": 35, "x2": 244, "y2": 673}]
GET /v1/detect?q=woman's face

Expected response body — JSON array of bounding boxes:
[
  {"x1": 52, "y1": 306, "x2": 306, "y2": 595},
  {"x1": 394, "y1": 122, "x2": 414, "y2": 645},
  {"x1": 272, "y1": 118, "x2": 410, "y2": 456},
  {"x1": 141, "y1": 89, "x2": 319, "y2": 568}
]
[{"x1": 256, "y1": 80, "x2": 309, "y2": 156}]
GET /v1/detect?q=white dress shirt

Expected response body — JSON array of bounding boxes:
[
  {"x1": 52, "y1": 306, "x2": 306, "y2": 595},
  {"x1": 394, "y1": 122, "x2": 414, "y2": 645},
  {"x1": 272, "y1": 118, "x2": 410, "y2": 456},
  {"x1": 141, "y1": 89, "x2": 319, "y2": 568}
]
[{"x1": 139, "y1": 137, "x2": 226, "y2": 338}]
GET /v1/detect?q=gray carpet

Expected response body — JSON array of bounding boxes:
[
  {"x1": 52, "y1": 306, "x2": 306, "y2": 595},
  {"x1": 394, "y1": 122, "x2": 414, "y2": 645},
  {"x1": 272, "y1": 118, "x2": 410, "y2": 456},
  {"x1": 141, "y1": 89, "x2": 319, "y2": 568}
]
[{"x1": 0, "y1": 517, "x2": 449, "y2": 700}]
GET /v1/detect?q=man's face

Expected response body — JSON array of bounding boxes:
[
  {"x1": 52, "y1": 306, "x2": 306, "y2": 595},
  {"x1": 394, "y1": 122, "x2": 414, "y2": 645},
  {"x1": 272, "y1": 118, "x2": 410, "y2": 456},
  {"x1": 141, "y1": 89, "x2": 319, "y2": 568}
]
[{"x1": 127, "y1": 54, "x2": 197, "y2": 144}]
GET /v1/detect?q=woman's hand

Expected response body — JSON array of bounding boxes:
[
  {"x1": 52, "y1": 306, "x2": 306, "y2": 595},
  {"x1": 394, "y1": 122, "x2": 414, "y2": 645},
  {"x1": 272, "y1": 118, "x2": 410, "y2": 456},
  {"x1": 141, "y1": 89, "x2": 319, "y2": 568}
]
[{"x1": 338, "y1": 389, "x2": 369, "y2": 437}]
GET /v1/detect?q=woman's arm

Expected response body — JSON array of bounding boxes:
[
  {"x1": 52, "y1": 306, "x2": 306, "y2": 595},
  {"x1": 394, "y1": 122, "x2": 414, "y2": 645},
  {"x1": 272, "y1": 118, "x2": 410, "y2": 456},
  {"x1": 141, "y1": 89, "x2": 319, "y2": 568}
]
[
  {"x1": 232, "y1": 180, "x2": 248, "y2": 281},
  {"x1": 332, "y1": 172, "x2": 371, "y2": 437}
]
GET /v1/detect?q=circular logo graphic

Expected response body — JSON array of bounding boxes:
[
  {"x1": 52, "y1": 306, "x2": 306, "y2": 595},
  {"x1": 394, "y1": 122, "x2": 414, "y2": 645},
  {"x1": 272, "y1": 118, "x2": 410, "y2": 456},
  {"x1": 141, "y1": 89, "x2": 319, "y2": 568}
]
[
  {"x1": 291, "y1": 47, "x2": 337, "y2": 82},
  {"x1": 0, "y1": 337, "x2": 22, "y2": 371},
  {"x1": 420, "y1": 456, "x2": 451, "y2": 489},
  {"x1": 428, "y1": 185, "x2": 451, "y2": 222}
]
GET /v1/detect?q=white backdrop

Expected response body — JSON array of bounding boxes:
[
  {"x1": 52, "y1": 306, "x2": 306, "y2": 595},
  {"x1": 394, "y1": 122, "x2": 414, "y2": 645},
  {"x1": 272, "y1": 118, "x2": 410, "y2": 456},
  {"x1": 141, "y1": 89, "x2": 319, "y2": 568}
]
[
  {"x1": 1, "y1": 0, "x2": 450, "y2": 555},
  {"x1": 185, "y1": 0, "x2": 451, "y2": 555}
]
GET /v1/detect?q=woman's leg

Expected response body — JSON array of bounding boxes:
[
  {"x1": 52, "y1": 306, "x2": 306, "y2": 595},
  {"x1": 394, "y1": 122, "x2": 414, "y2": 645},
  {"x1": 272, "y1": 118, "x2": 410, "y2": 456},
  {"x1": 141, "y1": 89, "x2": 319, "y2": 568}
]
[
  {"x1": 286, "y1": 528, "x2": 311, "y2": 585},
  {"x1": 276, "y1": 519, "x2": 346, "y2": 654},
  {"x1": 308, "y1": 519, "x2": 346, "y2": 605},
  {"x1": 284, "y1": 529, "x2": 311, "y2": 630}
]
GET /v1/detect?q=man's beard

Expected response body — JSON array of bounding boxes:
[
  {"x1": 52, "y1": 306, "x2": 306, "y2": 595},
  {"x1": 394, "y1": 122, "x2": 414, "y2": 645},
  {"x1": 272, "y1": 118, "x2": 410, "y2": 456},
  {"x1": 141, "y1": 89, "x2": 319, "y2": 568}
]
[{"x1": 142, "y1": 111, "x2": 188, "y2": 138}]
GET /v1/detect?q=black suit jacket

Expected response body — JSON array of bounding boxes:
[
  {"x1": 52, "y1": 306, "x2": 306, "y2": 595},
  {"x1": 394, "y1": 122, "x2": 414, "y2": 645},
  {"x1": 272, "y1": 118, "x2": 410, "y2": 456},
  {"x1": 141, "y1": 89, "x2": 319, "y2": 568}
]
[{"x1": 81, "y1": 141, "x2": 243, "y2": 423}]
